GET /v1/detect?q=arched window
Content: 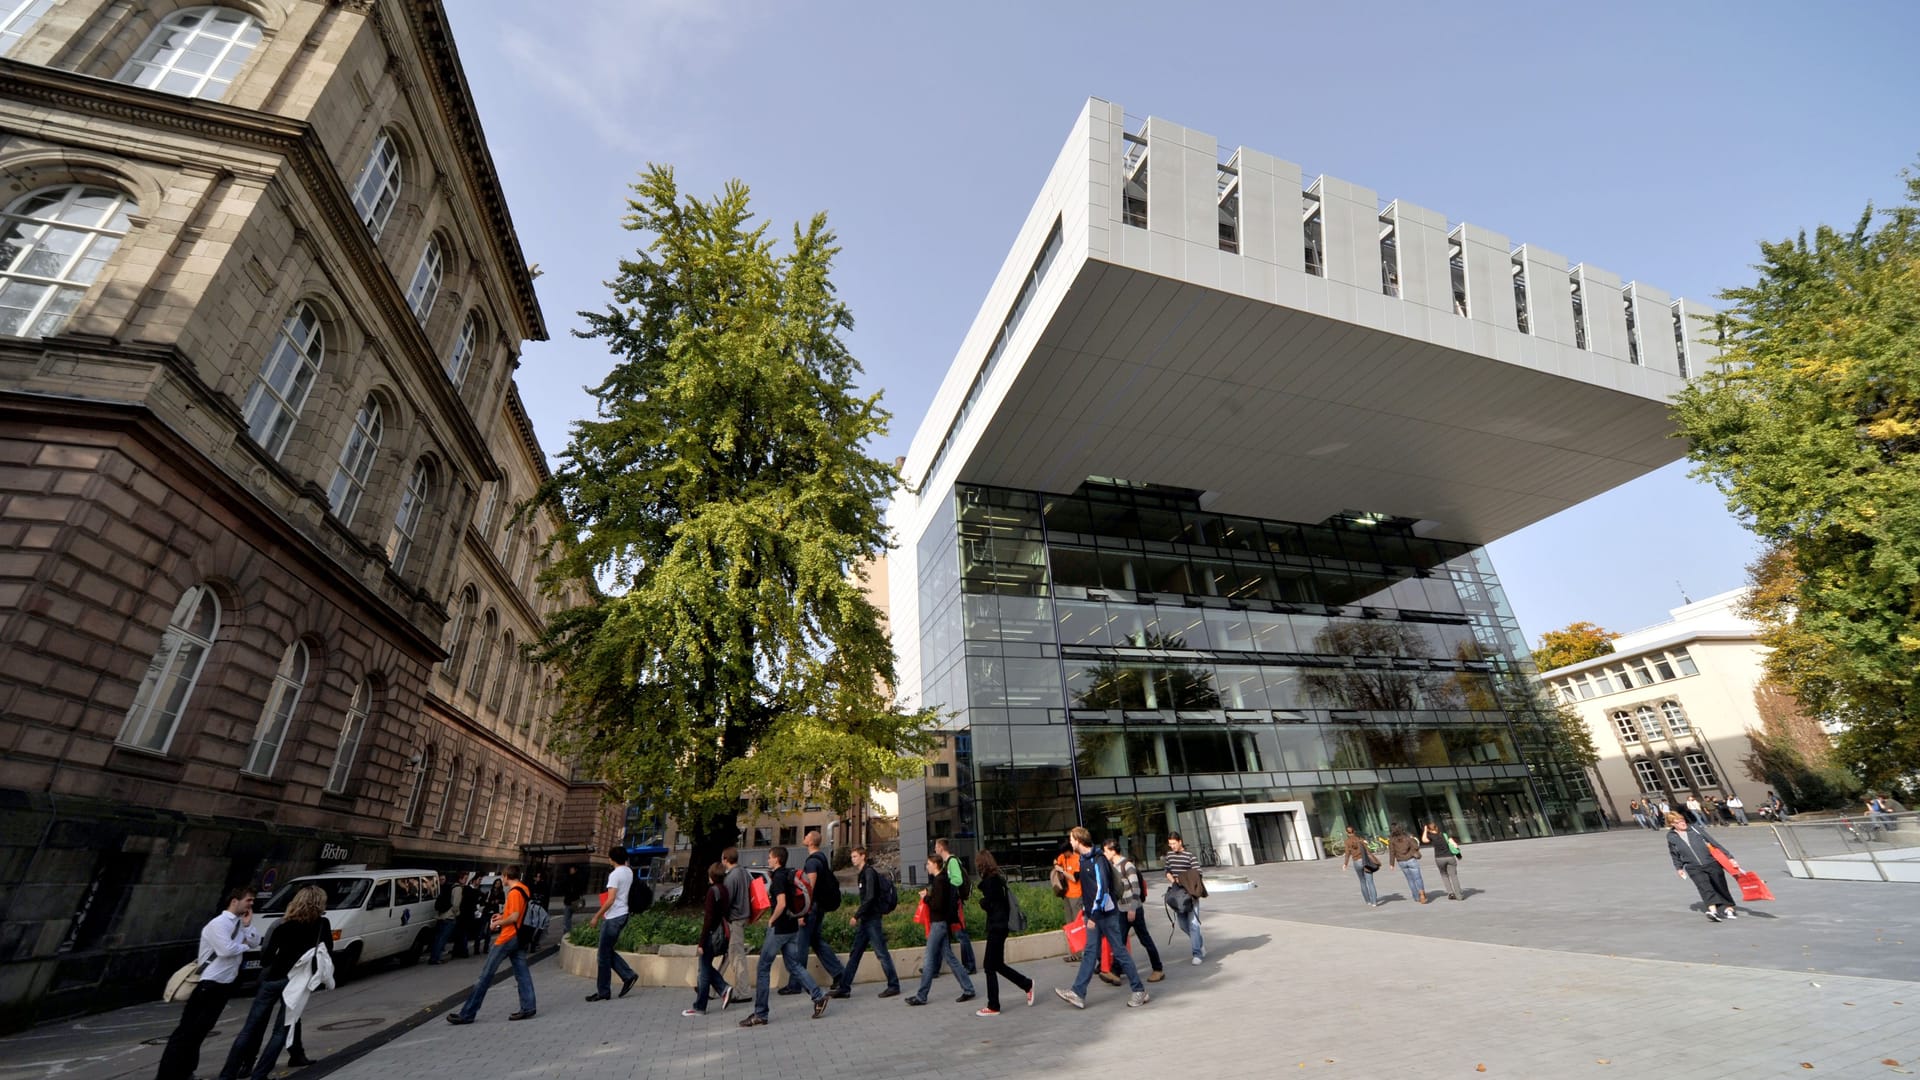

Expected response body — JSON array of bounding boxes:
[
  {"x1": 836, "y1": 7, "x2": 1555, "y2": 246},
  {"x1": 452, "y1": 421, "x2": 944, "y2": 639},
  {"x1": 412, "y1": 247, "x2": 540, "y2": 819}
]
[
  {"x1": 351, "y1": 133, "x2": 402, "y2": 240},
  {"x1": 1635, "y1": 704, "x2": 1665, "y2": 741},
  {"x1": 466, "y1": 609, "x2": 497, "y2": 696},
  {"x1": 326, "y1": 395, "x2": 381, "y2": 524},
  {"x1": 325, "y1": 680, "x2": 371, "y2": 794},
  {"x1": 1611, "y1": 711, "x2": 1638, "y2": 745},
  {"x1": 245, "y1": 640, "x2": 309, "y2": 775},
  {"x1": 117, "y1": 7, "x2": 262, "y2": 101},
  {"x1": 443, "y1": 585, "x2": 477, "y2": 680},
  {"x1": 405, "y1": 237, "x2": 442, "y2": 323},
  {"x1": 437, "y1": 754, "x2": 461, "y2": 830},
  {"x1": 1, "y1": 0, "x2": 53, "y2": 54},
  {"x1": 1661, "y1": 700, "x2": 1691, "y2": 735},
  {"x1": 459, "y1": 762, "x2": 480, "y2": 834},
  {"x1": 445, "y1": 311, "x2": 478, "y2": 386},
  {"x1": 475, "y1": 483, "x2": 500, "y2": 538},
  {"x1": 385, "y1": 459, "x2": 431, "y2": 573},
  {"x1": 480, "y1": 770, "x2": 501, "y2": 838},
  {"x1": 1, "y1": 185, "x2": 134, "y2": 338},
  {"x1": 488, "y1": 631, "x2": 514, "y2": 710},
  {"x1": 119, "y1": 584, "x2": 219, "y2": 752},
  {"x1": 241, "y1": 303, "x2": 324, "y2": 458},
  {"x1": 404, "y1": 743, "x2": 435, "y2": 827}
]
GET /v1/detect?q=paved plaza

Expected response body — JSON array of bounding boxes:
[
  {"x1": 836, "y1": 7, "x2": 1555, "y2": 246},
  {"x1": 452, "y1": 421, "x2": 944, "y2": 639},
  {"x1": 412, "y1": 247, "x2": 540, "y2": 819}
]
[{"x1": 8, "y1": 830, "x2": 1917, "y2": 1079}]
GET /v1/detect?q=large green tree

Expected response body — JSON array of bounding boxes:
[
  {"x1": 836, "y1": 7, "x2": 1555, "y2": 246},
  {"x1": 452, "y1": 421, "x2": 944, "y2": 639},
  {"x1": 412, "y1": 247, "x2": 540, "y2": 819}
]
[
  {"x1": 527, "y1": 167, "x2": 935, "y2": 894},
  {"x1": 1673, "y1": 168, "x2": 1920, "y2": 787}
]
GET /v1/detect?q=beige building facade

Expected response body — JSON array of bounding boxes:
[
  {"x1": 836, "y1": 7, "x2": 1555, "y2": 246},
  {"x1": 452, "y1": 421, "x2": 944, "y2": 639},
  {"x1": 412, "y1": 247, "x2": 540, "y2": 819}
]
[
  {"x1": 0, "y1": 0, "x2": 616, "y2": 1028},
  {"x1": 1542, "y1": 590, "x2": 1766, "y2": 823}
]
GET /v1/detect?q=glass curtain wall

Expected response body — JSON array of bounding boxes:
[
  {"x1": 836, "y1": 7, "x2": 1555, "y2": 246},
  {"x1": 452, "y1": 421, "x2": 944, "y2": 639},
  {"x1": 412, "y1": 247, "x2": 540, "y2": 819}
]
[{"x1": 919, "y1": 480, "x2": 1588, "y2": 875}]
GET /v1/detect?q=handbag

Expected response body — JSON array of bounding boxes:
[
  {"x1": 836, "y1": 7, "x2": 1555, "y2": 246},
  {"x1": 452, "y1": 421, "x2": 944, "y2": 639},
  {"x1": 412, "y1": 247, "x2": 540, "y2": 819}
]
[
  {"x1": 1734, "y1": 869, "x2": 1775, "y2": 902},
  {"x1": 1062, "y1": 913, "x2": 1088, "y2": 955},
  {"x1": 1446, "y1": 836, "x2": 1462, "y2": 858},
  {"x1": 162, "y1": 954, "x2": 210, "y2": 1003},
  {"x1": 912, "y1": 896, "x2": 932, "y2": 936},
  {"x1": 1006, "y1": 888, "x2": 1028, "y2": 934},
  {"x1": 1361, "y1": 848, "x2": 1380, "y2": 874}
]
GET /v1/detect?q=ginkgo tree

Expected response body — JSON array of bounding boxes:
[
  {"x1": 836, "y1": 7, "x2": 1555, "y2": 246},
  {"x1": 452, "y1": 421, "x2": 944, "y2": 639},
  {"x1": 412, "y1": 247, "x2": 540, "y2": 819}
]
[{"x1": 525, "y1": 166, "x2": 937, "y2": 893}]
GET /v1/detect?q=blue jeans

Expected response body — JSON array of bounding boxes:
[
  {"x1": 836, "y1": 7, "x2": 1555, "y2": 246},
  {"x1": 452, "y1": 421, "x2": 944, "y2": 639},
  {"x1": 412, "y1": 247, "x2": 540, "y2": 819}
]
[
  {"x1": 752, "y1": 929, "x2": 822, "y2": 1018},
  {"x1": 693, "y1": 945, "x2": 730, "y2": 1011},
  {"x1": 1071, "y1": 908, "x2": 1142, "y2": 996},
  {"x1": 1168, "y1": 899, "x2": 1203, "y2": 959},
  {"x1": 953, "y1": 925, "x2": 976, "y2": 971},
  {"x1": 431, "y1": 918, "x2": 458, "y2": 962},
  {"x1": 596, "y1": 915, "x2": 636, "y2": 996},
  {"x1": 456, "y1": 935, "x2": 535, "y2": 1019},
  {"x1": 841, "y1": 915, "x2": 899, "y2": 991},
  {"x1": 216, "y1": 977, "x2": 286, "y2": 1080},
  {"x1": 1400, "y1": 859, "x2": 1426, "y2": 897},
  {"x1": 784, "y1": 907, "x2": 844, "y2": 990},
  {"x1": 246, "y1": 1005, "x2": 297, "y2": 1080},
  {"x1": 1355, "y1": 863, "x2": 1378, "y2": 904},
  {"x1": 915, "y1": 921, "x2": 974, "y2": 999}
]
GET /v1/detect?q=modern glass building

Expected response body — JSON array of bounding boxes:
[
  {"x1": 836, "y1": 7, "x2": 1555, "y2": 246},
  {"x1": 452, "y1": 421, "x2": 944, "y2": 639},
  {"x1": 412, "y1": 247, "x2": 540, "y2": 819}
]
[{"x1": 891, "y1": 100, "x2": 1719, "y2": 875}]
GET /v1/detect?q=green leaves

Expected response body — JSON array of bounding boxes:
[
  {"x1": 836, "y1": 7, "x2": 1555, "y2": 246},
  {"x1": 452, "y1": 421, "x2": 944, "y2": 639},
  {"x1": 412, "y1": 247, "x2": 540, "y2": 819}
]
[
  {"x1": 1674, "y1": 164, "x2": 1920, "y2": 786},
  {"x1": 528, "y1": 165, "x2": 935, "y2": 835}
]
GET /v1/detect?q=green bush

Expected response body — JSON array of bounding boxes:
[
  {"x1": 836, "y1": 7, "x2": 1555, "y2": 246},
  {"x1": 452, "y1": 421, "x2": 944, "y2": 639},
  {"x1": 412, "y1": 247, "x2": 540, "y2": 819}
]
[{"x1": 566, "y1": 880, "x2": 1067, "y2": 953}]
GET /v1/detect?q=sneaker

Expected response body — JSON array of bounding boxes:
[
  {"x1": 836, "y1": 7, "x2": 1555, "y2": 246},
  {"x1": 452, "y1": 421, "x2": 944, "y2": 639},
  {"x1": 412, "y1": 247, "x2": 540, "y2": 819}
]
[
  {"x1": 445, "y1": 1014, "x2": 473, "y2": 1025},
  {"x1": 956, "y1": 992, "x2": 976, "y2": 1003},
  {"x1": 1054, "y1": 987, "x2": 1085, "y2": 1010},
  {"x1": 1147, "y1": 970, "x2": 1164, "y2": 983},
  {"x1": 1722, "y1": 908, "x2": 1739, "y2": 920},
  {"x1": 619, "y1": 975, "x2": 638, "y2": 998},
  {"x1": 811, "y1": 996, "x2": 829, "y2": 1019},
  {"x1": 719, "y1": 986, "x2": 733, "y2": 1011},
  {"x1": 1127, "y1": 991, "x2": 1150, "y2": 1008},
  {"x1": 1026, "y1": 986, "x2": 1036, "y2": 1007},
  {"x1": 975, "y1": 1007, "x2": 1000, "y2": 1017},
  {"x1": 738, "y1": 1015, "x2": 767, "y2": 1028},
  {"x1": 877, "y1": 987, "x2": 901, "y2": 998},
  {"x1": 828, "y1": 987, "x2": 851, "y2": 999},
  {"x1": 681, "y1": 1008, "x2": 704, "y2": 1017},
  {"x1": 905, "y1": 996, "x2": 927, "y2": 1006},
  {"x1": 1097, "y1": 971, "x2": 1123, "y2": 986},
  {"x1": 508, "y1": 1010, "x2": 535, "y2": 1021},
  {"x1": 1704, "y1": 911, "x2": 1722, "y2": 923},
  {"x1": 1191, "y1": 956, "x2": 1202, "y2": 966}
]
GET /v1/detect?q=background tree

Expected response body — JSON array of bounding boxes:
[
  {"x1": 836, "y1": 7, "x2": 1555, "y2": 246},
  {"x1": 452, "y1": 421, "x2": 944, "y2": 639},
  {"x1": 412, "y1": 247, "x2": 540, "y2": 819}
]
[
  {"x1": 528, "y1": 167, "x2": 936, "y2": 897},
  {"x1": 1530, "y1": 621, "x2": 1619, "y2": 673},
  {"x1": 1674, "y1": 168, "x2": 1920, "y2": 791},
  {"x1": 1742, "y1": 677, "x2": 1861, "y2": 811}
]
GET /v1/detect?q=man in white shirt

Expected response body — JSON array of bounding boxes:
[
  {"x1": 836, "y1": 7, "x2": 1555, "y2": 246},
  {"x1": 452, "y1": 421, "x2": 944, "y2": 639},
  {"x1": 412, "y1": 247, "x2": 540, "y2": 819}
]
[
  {"x1": 155, "y1": 887, "x2": 260, "y2": 1080},
  {"x1": 584, "y1": 846, "x2": 638, "y2": 1001}
]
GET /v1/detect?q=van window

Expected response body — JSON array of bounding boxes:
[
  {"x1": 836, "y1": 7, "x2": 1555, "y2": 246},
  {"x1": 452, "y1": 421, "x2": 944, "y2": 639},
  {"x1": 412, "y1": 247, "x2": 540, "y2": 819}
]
[
  {"x1": 396, "y1": 877, "x2": 421, "y2": 905},
  {"x1": 256, "y1": 877, "x2": 371, "y2": 914},
  {"x1": 367, "y1": 880, "x2": 391, "y2": 910}
]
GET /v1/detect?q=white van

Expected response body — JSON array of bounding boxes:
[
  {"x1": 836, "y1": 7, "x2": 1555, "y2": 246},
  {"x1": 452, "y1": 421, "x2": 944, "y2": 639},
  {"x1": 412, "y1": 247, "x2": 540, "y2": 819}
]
[{"x1": 251, "y1": 867, "x2": 440, "y2": 974}]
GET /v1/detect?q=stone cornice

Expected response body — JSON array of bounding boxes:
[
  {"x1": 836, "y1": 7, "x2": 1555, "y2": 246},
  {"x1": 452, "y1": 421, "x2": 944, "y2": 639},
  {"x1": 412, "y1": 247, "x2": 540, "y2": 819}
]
[
  {"x1": 395, "y1": 0, "x2": 548, "y2": 343},
  {"x1": 0, "y1": 58, "x2": 504, "y2": 485},
  {"x1": 505, "y1": 382, "x2": 551, "y2": 483}
]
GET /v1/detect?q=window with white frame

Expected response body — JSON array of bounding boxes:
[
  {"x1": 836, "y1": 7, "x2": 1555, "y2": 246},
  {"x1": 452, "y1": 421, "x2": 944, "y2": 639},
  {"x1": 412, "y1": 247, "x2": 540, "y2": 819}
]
[
  {"x1": 1636, "y1": 704, "x2": 1665, "y2": 741},
  {"x1": 1633, "y1": 759, "x2": 1662, "y2": 792},
  {"x1": 403, "y1": 744, "x2": 434, "y2": 826},
  {"x1": 480, "y1": 771, "x2": 499, "y2": 838},
  {"x1": 1613, "y1": 711, "x2": 1639, "y2": 744},
  {"x1": 1672, "y1": 648, "x2": 1698, "y2": 676},
  {"x1": 119, "y1": 584, "x2": 220, "y2": 753},
  {"x1": 466, "y1": 609, "x2": 497, "y2": 696},
  {"x1": 326, "y1": 395, "x2": 382, "y2": 524},
  {"x1": 460, "y1": 763, "x2": 480, "y2": 834},
  {"x1": 445, "y1": 311, "x2": 478, "y2": 386},
  {"x1": 325, "y1": 680, "x2": 371, "y2": 794},
  {"x1": 1631, "y1": 660, "x2": 1655, "y2": 685},
  {"x1": 244, "y1": 640, "x2": 309, "y2": 776},
  {"x1": 0, "y1": 0, "x2": 53, "y2": 55},
  {"x1": 1684, "y1": 750, "x2": 1719, "y2": 788},
  {"x1": 1661, "y1": 700, "x2": 1691, "y2": 735},
  {"x1": 1652, "y1": 654, "x2": 1676, "y2": 680},
  {"x1": 1660, "y1": 756, "x2": 1689, "y2": 790},
  {"x1": 1, "y1": 185, "x2": 134, "y2": 338},
  {"x1": 351, "y1": 133, "x2": 402, "y2": 240},
  {"x1": 117, "y1": 7, "x2": 262, "y2": 101},
  {"x1": 443, "y1": 585, "x2": 476, "y2": 680},
  {"x1": 241, "y1": 303, "x2": 324, "y2": 458},
  {"x1": 405, "y1": 238, "x2": 442, "y2": 323},
  {"x1": 437, "y1": 755, "x2": 461, "y2": 830},
  {"x1": 475, "y1": 483, "x2": 499, "y2": 538},
  {"x1": 385, "y1": 459, "x2": 430, "y2": 573},
  {"x1": 489, "y1": 631, "x2": 514, "y2": 710}
]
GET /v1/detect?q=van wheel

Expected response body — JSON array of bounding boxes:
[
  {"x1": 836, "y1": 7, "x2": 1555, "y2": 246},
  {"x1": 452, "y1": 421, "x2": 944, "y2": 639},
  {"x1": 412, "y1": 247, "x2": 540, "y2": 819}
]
[
  {"x1": 335, "y1": 942, "x2": 362, "y2": 980},
  {"x1": 400, "y1": 930, "x2": 431, "y2": 967}
]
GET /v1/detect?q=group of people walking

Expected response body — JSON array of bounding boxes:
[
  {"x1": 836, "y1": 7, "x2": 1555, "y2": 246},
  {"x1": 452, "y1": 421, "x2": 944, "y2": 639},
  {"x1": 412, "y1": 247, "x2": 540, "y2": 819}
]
[{"x1": 1339, "y1": 821, "x2": 1465, "y2": 906}]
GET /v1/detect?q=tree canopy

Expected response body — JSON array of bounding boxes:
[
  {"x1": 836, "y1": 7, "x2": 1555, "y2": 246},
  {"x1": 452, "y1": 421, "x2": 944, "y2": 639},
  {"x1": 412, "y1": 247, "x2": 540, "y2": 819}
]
[
  {"x1": 1530, "y1": 621, "x2": 1618, "y2": 673},
  {"x1": 527, "y1": 166, "x2": 936, "y2": 882},
  {"x1": 1673, "y1": 167, "x2": 1920, "y2": 788}
]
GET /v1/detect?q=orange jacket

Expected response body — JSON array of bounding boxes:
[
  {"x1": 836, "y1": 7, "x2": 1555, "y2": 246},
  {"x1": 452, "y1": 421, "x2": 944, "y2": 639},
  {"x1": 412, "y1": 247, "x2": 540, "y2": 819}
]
[
  {"x1": 1053, "y1": 852, "x2": 1082, "y2": 898},
  {"x1": 495, "y1": 882, "x2": 528, "y2": 947}
]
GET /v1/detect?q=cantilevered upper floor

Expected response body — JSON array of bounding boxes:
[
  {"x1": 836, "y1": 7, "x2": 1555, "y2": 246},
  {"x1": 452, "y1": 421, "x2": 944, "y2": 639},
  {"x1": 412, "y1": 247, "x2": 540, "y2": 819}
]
[{"x1": 901, "y1": 98, "x2": 1719, "y2": 547}]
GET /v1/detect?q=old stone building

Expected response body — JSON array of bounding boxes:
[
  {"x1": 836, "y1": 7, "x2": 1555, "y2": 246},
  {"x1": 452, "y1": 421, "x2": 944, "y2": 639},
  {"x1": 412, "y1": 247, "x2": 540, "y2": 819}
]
[{"x1": 0, "y1": 0, "x2": 616, "y2": 1028}]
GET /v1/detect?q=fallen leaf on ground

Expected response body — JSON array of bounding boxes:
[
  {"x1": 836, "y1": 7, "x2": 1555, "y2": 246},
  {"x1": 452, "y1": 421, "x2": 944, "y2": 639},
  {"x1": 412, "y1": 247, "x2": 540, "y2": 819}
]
[
  {"x1": 1846, "y1": 1002, "x2": 1857, "y2": 1006},
  {"x1": 1802, "y1": 1064, "x2": 1815, "y2": 1070},
  {"x1": 1596, "y1": 1059, "x2": 1611, "y2": 1065},
  {"x1": 1883, "y1": 1061, "x2": 1901, "y2": 1067},
  {"x1": 1476, "y1": 1066, "x2": 1487, "y2": 1073}
]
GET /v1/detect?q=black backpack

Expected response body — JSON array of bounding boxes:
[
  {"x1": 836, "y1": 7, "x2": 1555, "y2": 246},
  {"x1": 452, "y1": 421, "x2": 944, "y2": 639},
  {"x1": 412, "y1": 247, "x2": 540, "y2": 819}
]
[
  {"x1": 807, "y1": 853, "x2": 842, "y2": 913},
  {"x1": 434, "y1": 880, "x2": 454, "y2": 915},
  {"x1": 947, "y1": 855, "x2": 971, "y2": 901},
  {"x1": 871, "y1": 869, "x2": 899, "y2": 915}
]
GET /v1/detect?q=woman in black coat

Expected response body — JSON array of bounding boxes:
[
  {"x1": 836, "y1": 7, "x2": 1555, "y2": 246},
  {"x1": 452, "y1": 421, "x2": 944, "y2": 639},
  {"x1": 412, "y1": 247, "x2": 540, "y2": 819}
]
[
  {"x1": 1666, "y1": 810, "x2": 1741, "y2": 922},
  {"x1": 974, "y1": 851, "x2": 1033, "y2": 1016}
]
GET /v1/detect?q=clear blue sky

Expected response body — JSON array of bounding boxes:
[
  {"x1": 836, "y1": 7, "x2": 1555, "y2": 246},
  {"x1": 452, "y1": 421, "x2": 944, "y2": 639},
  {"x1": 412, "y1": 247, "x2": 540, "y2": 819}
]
[{"x1": 447, "y1": 0, "x2": 1919, "y2": 645}]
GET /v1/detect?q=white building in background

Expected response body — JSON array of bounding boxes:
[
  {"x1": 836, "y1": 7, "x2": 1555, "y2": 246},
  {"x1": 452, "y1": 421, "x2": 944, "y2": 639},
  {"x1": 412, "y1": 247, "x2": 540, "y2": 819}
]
[{"x1": 1542, "y1": 589, "x2": 1770, "y2": 821}]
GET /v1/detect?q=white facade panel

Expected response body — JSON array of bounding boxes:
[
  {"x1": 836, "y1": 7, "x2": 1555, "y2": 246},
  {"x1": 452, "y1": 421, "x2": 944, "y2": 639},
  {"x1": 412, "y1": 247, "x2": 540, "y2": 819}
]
[
  {"x1": 1459, "y1": 225, "x2": 1517, "y2": 331},
  {"x1": 1316, "y1": 175, "x2": 1380, "y2": 294},
  {"x1": 1519, "y1": 245, "x2": 1575, "y2": 347},
  {"x1": 1389, "y1": 200, "x2": 1451, "y2": 313},
  {"x1": 1574, "y1": 264, "x2": 1629, "y2": 362},
  {"x1": 1628, "y1": 282, "x2": 1681, "y2": 376}
]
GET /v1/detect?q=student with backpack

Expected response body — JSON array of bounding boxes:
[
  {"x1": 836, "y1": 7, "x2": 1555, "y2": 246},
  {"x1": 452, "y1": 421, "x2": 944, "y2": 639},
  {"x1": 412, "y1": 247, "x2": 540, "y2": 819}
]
[
  {"x1": 905, "y1": 853, "x2": 975, "y2": 1006},
  {"x1": 1054, "y1": 826, "x2": 1148, "y2": 1010},
  {"x1": 835, "y1": 846, "x2": 901, "y2": 997},
  {"x1": 739, "y1": 846, "x2": 828, "y2": 1026},
  {"x1": 973, "y1": 850, "x2": 1034, "y2": 1016},
  {"x1": 445, "y1": 864, "x2": 537, "y2": 1024},
  {"x1": 781, "y1": 829, "x2": 845, "y2": 997},
  {"x1": 932, "y1": 837, "x2": 978, "y2": 975},
  {"x1": 720, "y1": 848, "x2": 754, "y2": 993},
  {"x1": 1101, "y1": 838, "x2": 1163, "y2": 984},
  {"x1": 683, "y1": 862, "x2": 733, "y2": 1017},
  {"x1": 428, "y1": 871, "x2": 465, "y2": 964}
]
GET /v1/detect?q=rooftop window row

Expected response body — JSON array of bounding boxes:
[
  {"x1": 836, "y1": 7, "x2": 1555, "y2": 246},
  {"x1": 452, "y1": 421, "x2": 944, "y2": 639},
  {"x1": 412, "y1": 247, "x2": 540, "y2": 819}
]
[{"x1": 1551, "y1": 649, "x2": 1698, "y2": 701}]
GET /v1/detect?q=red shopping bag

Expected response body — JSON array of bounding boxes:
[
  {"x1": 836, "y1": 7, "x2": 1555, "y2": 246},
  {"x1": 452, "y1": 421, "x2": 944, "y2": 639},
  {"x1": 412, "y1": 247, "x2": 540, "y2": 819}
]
[
  {"x1": 749, "y1": 874, "x2": 771, "y2": 918},
  {"x1": 1735, "y1": 870, "x2": 1775, "y2": 902},
  {"x1": 1063, "y1": 913, "x2": 1088, "y2": 955},
  {"x1": 912, "y1": 896, "x2": 932, "y2": 936},
  {"x1": 1097, "y1": 934, "x2": 1114, "y2": 972}
]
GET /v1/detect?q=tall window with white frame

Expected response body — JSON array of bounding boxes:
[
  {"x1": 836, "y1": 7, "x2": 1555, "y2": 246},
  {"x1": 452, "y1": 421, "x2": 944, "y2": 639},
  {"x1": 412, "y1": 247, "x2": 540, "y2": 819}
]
[
  {"x1": 466, "y1": 610, "x2": 497, "y2": 697},
  {"x1": 327, "y1": 395, "x2": 382, "y2": 524},
  {"x1": 245, "y1": 640, "x2": 309, "y2": 776},
  {"x1": 351, "y1": 133, "x2": 403, "y2": 240},
  {"x1": 1613, "y1": 711, "x2": 1639, "y2": 745},
  {"x1": 445, "y1": 312, "x2": 479, "y2": 386},
  {"x1": 1660, "y1": 756, "x2": 1690, "y2": 792},
  {"x1": 117, "y1": 7, "x2": 262, "y2": 101},
  {"x1": 1635, "y1": 704, "x2": 1665, "y2": 742},
  {"x1": 242, "y1": 303, "x2": 324, "y2": 458},
  {"x1": 0, "y1": 0, "x2": 53, "y2": 54},
  {"x1": 443, "y1": 585, "x2": 476, "y2": 681},
  {"x1": 437, "y1": 755, "x2": 461, "y2": 831},
  {"x1": 385, "y1": 460, "x2": 431, "y2": 574},
  {"x1": 118, "y1": 585, "x2": 219, "y2": 753},
  {"x1": 460, "y1": 763, "x2": 480, "y2": 834},
  {"x1": 488, "y1": 632, "x2": 514, "y2": 711},
  {"x1": 1684, "y1": 750, "x2": 1719, "y2": 789},
  {"x1": 325, "y1": 680, "x2": 371, "y2": 794},
  {"x1": 1661, "y1": 700, "x2": 1691, "y2": 735},
  {"x1": 1633, "y1": 759, "x2": 1662, "y2": 794},
  {"x1": 0, "y1": 185, "x2": 134, "y2": 337},
  {"x1": 405, "y1": 238, "x2": 443, "y2": 324},
  {"x1": 404, "y1": 744, "x2": 435, "y2": 827}
]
